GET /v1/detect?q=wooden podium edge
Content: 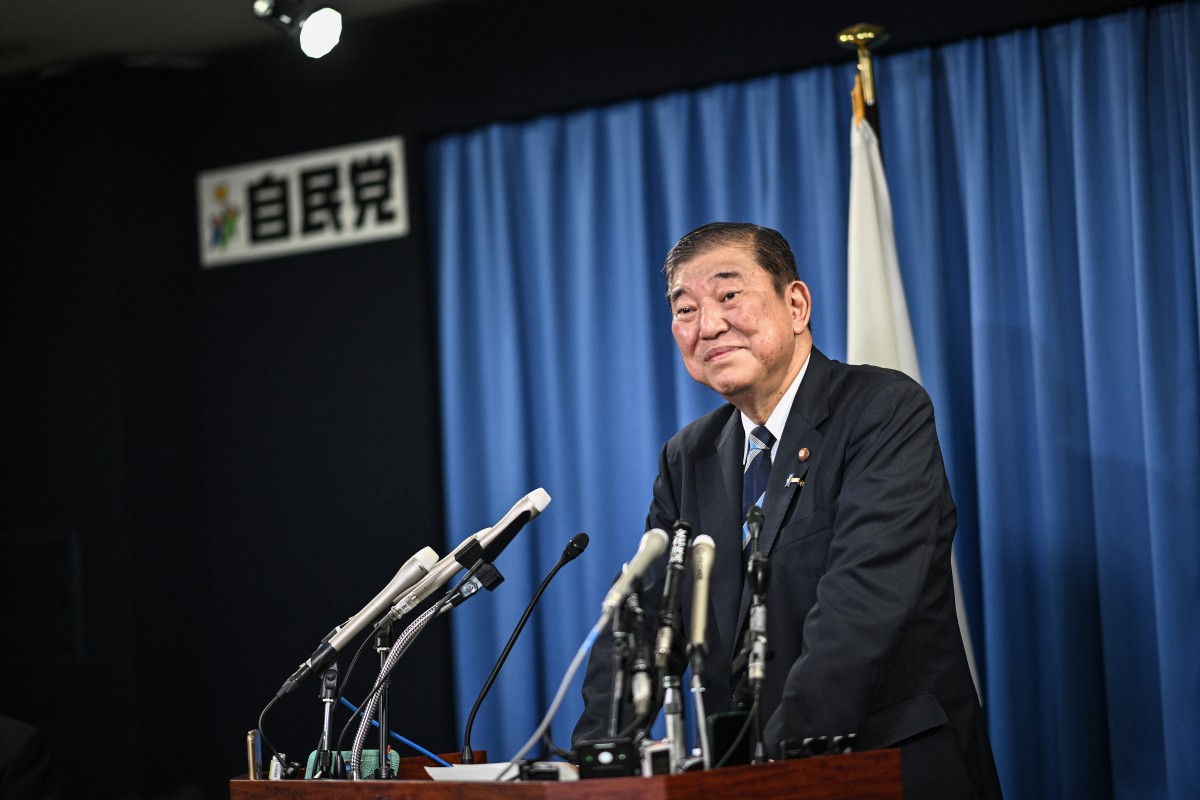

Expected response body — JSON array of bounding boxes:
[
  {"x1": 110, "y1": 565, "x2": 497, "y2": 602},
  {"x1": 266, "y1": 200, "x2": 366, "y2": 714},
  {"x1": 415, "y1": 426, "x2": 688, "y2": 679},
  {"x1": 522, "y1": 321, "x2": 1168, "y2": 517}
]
[{"x1": 230, "y1": 749, "x2": 901, "y2": 800}]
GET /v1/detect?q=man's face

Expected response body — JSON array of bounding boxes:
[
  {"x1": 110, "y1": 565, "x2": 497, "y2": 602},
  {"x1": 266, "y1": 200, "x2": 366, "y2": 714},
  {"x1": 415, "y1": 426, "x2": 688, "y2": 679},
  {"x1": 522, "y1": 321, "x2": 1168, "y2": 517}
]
[{"x1": 668, "y1": 244, "x2": 810, "y2": 405}]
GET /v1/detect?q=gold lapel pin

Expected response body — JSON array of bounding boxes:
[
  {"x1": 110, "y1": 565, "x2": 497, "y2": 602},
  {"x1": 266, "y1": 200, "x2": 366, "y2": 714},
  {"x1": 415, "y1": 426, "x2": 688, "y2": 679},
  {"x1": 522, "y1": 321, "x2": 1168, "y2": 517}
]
[
  {"x1": 797, "y1": 447, "x2": 811, "y2": 462},
  {"x1": 786, "y1": 473, "x2": 805, "y2": 487}
]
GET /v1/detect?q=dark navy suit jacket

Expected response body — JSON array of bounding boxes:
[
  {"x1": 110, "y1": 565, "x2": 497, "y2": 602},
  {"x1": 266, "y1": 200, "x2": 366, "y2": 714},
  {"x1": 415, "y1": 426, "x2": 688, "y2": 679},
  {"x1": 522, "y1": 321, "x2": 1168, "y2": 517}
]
[{"x1": 574, "y1": 348, "x2": 1002, "y2": 799}]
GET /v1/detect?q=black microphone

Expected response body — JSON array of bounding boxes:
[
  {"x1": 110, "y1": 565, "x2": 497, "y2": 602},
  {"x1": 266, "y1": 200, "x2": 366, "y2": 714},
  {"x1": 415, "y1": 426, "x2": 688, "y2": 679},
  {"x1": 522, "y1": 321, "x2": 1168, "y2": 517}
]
[
  {"x1": 460, "y1": 532, "x2": 589, "y2": 764},
  {"x1": 745, "y1": 505, "x2": 767, "y2": 597},
  {"x1": 654, "y1": 521, "x2": 693, "y2": 672},
  {"x1": 743, "y1": 506, "x2": 770, "y2": 765},
  {"x1": 655, "y1": 521, "x2": 693, "y2": 769}
]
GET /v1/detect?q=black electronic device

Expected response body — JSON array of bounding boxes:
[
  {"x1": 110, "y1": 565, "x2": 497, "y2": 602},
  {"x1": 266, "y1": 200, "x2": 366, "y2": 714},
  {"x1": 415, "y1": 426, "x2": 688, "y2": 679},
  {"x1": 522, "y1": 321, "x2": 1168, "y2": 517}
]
[
  {"x1": 708, "y1": 711, "x2": 753, "y2": 767},
  {"x1": 576, "y1": 738, "x2": 639, "y2": 779}
]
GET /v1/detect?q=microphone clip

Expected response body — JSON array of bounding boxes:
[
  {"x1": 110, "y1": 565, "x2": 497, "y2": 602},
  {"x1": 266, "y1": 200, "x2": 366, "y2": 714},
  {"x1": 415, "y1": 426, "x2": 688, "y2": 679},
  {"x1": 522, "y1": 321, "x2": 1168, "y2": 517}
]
[
  {"x1": 455, "y1": 538, "x2": 485, "y2": 568},
  {"x1": 473, "y1": 561, "x2": 505, "y2": 592},
  {"x1": 441, "y1": 560, "x2": 505, "y2": 614}
]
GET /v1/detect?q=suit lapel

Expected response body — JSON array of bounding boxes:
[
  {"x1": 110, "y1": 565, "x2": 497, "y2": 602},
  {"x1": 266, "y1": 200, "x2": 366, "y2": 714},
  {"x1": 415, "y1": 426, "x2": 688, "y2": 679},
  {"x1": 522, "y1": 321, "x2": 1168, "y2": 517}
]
[{"x1": 735, "y1": 349, "x2": 832, "y2": 643}]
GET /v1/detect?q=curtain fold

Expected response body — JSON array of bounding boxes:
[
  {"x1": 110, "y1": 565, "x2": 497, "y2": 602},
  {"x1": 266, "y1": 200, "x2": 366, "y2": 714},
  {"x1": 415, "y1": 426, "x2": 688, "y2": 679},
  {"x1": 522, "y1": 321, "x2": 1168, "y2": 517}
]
[{"x1": 427, "y1": 4, "x2": 1199, "y2": 798}]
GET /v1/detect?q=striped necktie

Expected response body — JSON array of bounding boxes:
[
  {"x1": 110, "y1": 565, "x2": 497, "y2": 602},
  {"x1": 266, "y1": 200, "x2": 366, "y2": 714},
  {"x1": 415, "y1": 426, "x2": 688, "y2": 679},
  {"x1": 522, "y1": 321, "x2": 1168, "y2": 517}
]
[{"x1": 742, "y1": 425, "x2": 775, "y2": 536}]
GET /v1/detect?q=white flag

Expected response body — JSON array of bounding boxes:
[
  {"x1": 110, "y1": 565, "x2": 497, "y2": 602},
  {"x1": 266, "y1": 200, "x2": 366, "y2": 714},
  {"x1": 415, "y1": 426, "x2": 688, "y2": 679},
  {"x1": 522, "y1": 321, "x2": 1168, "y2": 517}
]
[
  {"x1": 846, "y1": 116, "x2": 982, "y2": 699},
  {"x1": 846, "y1": 120, "x2": 921, "y2": 380}
]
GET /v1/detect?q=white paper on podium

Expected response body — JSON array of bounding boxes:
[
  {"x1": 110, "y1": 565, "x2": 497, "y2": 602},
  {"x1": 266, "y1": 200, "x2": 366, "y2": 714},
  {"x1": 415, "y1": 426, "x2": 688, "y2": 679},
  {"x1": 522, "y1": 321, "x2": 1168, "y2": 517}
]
[
  {"x1": 424, "y1": 762, "x2": 579, "y2": 782},
  {"x1": 424, "y1": 763, "x2": 519, "y2": 781}
]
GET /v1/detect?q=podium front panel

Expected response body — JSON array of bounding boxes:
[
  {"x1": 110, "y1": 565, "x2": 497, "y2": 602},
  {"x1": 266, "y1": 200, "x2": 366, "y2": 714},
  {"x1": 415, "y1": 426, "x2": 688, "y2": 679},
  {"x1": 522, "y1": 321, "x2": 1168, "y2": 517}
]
[{"x1": 230, "y1": 750, "x2": 902, "y2": 800}]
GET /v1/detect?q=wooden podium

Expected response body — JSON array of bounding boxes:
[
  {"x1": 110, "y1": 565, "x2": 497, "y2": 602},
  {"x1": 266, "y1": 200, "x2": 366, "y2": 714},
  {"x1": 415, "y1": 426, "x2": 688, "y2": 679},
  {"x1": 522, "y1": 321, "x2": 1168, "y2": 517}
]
[{"x1": 230, "y1": 750, "x2": 902, "y2": 800}]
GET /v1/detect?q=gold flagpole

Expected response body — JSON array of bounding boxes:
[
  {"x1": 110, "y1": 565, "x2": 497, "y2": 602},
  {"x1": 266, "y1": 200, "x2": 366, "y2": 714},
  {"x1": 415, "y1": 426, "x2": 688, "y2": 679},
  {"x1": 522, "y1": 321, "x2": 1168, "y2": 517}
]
[{"x1": 837, "y1": 23, "x2": 889, "y2": 136}]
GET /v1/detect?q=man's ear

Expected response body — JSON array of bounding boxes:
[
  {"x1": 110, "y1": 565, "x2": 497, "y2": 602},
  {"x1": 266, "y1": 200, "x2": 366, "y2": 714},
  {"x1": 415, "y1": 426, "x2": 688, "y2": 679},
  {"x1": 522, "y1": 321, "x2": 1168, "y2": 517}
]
[{"x1": 789, "y1": 280, "x2": 812, "y2": 334}]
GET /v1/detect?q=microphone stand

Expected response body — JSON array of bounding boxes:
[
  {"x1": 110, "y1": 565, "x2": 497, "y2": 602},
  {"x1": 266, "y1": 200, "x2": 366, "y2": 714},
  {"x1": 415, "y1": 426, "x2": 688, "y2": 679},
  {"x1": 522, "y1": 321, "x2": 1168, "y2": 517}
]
[
  {"x1": 461, "y1": 533, "x2": 589, "y2": 764},
  {"x1": 685, "y1": 644, "x2": 711, "y2": 771},
  {"x1": 661, "y1": 674, "x2": 686, "y2": 771},
  {"x1": 743, "y1": 507, "x2": 770, "y2": 765},
  {"x1": 608, "y1": 580, "x2": 644, "y2": 738},
  {"x1": 373, "y1": 626, "x2": 394, "y2": 778},
  {"x1": 311, "y1": 663, "x2": 341, "y2": 778},
  {"x1": 655, "y1": 524, "x2": 691, "y2": 771},
  {"x1": 607, "y1": 591, "x2": 632, "y2": 738},
  {"x1": 626, "y1": 585, "x2": 654, "y2": 739},
  {"x1": 349, "y1": 554, "x2": 503, "y2": 778},
  {"x1": 683, "y1": 533, "x2": 716, "y2": 771}
]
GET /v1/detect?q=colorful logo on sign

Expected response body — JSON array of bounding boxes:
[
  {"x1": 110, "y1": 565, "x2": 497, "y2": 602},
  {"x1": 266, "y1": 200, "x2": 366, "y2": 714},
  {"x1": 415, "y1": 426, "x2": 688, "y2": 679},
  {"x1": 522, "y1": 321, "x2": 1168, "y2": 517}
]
[{"x1": 209, "y1": 183, "x2": 240, "y2": 249}]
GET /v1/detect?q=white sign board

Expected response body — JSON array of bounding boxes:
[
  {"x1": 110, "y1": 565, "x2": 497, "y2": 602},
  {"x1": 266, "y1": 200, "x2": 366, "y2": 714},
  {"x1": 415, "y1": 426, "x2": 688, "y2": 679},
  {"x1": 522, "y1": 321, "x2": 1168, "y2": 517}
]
[{"x1": 196, "y1": 137, "x2": 408, "y2": 267}]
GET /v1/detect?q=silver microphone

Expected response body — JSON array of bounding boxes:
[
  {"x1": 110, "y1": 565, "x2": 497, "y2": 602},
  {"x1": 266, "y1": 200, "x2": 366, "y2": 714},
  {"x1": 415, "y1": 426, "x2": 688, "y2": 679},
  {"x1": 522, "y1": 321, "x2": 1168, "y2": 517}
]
[
  {"x1": 385, "y1": 488, "x2": 552, "y2": 620},
  {"x1": 688, "y1": 534, "x2": 717, "y2": 769},
  {"x1": 688, "y1": 535, "x2": 716, "y2": 652},
  {"x1": 327, "y1": 547, "x2": 440, "y2": 651},
  {"x1": 276, "y1": 546, "x2": 438, "y2": 696},
  {"x1": 602, "y1": 528, "x2": 670, "y2": 612}
]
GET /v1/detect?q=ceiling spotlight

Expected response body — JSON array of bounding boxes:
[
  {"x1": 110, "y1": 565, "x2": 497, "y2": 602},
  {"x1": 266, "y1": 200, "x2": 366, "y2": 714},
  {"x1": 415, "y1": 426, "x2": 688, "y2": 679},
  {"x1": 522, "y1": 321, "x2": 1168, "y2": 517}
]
[{"x1": 253, "y1": 0, "x2": 343, "y2": 59}]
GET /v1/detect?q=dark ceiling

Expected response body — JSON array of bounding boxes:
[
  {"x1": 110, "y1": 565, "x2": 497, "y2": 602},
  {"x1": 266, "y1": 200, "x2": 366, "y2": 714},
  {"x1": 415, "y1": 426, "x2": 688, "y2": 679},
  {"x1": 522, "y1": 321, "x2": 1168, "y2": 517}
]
[
  {"x1": 0, "y1": 0, "x2": 432, "y2": 78},
  {"x1": 0, "y1": 0, "x2": 1155, "y2": 85}
]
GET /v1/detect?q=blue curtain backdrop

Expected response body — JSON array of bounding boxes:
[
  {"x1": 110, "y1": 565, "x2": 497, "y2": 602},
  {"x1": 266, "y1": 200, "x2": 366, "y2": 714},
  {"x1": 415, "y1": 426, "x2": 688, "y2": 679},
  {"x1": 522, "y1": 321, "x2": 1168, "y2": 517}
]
[{"x1": 427, "y1": 3, "x2": 1199, "y2": 797}]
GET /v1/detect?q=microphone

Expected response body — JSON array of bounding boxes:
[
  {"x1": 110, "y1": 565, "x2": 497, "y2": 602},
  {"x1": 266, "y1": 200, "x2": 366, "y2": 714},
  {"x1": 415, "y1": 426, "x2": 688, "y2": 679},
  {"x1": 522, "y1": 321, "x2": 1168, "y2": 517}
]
[
  {"x1": 628, "y1": 589, "x2": 654, "y2": 721},
  {"x1": 385, "y1": 488, "x2": 552, "y2": 622},
  {"x1": 479, "y1": 488, "x2": 552, "y2": 562},
  {"x1": 745, "y1": 505, "x2": 767, "y2": 596},
  {"x1": 654, "y1": 521, "x2": 693, "y2": 671},
  {"x1": 687, "y1": 535, "x2": 716, "y2": 675},
  {"x1": 686, "y1": 534, "x2": 716, "y2": 770},
  {"x1": 460, "y1": 532, "x2": 589, "y2": 764},
  {"x1": 742, "y1": 505, "x2": 771, "y2": 765},
  {"x1": 276, "y1": 547, "x2": 439, "y2": 697},
  {"x1": 602, "y1": 529, "x2": 670, "y2": 612},
  {"x1": 656, "y1": 521, "x2": 692, "y2": 771}
]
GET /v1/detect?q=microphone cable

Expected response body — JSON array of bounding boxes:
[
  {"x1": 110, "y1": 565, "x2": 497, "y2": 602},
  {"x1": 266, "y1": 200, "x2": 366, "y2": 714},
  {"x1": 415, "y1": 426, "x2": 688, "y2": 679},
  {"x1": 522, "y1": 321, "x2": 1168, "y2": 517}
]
[
  {"x1": 461, "y1": 532, "x2": 588, "y2": 764},
  {"x1": 256, "y1": 695, "x2": 301, "y2": 778},
  {"x1": 502, "y1": 608, "x2": 611, "y2": 778},
  {"x1": 539, "y1": 723, "x2": 575, "y2": 762},
  {"x1": 338, "y1": 695, "x2": 452, "y2": 765}
]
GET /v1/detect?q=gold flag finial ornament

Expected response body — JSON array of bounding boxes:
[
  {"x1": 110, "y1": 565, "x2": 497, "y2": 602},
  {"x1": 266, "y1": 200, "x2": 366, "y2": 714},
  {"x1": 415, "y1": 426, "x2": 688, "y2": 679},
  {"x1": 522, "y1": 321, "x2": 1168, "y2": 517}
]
[
  {"x1": 837, "y1": 24, "x2": 888, "y2": 110},
  {"x1": 851, "y1": 75, "x2": 866, "y2": 127}
]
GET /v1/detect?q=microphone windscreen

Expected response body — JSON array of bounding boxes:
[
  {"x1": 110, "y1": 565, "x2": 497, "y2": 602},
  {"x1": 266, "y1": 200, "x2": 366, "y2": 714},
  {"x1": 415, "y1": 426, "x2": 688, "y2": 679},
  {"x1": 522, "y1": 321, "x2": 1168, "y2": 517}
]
[
  {"x1": 746, "y1": 505, "x2": 764, "y2": 528},
  {"x1": 563, "y1": 532, "x2": 589, "y2": 562},
  {"x1": 527, "y1": 487, "x2": 551, "y2": 514}
]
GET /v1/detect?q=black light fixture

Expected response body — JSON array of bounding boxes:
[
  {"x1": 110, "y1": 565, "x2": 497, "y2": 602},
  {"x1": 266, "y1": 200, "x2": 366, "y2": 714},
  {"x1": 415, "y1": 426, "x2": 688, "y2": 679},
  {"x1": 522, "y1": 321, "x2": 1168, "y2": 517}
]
[{"x1": 252, "y1": 0, "x2": 343, "y2": 59}]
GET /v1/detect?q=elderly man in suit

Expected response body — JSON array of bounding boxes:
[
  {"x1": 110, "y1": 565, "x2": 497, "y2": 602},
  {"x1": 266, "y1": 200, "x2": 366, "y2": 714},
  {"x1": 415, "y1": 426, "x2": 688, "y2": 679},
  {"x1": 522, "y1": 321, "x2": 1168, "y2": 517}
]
[{"x1": 573, "y1": 222, "x2": 1002, "y2": 799}]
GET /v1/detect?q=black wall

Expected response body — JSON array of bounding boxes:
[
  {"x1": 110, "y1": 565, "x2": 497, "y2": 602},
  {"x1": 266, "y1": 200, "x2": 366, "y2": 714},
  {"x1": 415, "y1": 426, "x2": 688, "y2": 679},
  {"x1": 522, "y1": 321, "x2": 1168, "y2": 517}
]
[
  {"x1": 2, "y1": 46, "x2": 450, "y2": 800},
  {"x1": 0, "y1": 0, "x2": 1153, "y2": 797}
]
